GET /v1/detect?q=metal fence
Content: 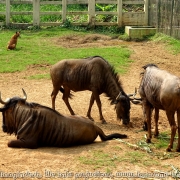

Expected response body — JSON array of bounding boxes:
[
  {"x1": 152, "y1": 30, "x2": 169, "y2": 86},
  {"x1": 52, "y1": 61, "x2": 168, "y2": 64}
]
[
  {"x1": 0, "y1": 0, "x2": 148, "y2": 28},
  {"x1": 149, "y1": 0, "x2": 180, "y2": 39}
]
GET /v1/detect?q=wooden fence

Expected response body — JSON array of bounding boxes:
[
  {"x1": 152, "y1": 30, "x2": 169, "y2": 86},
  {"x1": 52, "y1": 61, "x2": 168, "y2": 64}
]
[
  {"x1": 149, "y1": 0, "x2": 180, "y2": 39},
  {"x1": 0, "y1": 0, "x2": 148, "y2": 28}
]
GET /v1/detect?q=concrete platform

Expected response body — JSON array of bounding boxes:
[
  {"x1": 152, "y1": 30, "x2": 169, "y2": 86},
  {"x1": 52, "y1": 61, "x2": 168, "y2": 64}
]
[{"x1": 125, "y1": 26, "x2": 156, "y2": 39}]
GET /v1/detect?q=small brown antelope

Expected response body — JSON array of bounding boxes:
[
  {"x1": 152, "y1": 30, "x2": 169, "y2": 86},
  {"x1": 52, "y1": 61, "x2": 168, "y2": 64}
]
[{"x1": 7, "y1": 32, "x2": 21, "y2": 50}]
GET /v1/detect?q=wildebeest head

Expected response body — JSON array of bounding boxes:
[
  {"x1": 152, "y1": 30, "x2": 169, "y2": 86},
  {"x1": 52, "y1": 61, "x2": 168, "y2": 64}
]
[
  {"x1": 0, "y1": 89, "x2": 27, "y2": 135},
  {"x1": 112, "y1": 92, "x2": 131, "y2": 125}
]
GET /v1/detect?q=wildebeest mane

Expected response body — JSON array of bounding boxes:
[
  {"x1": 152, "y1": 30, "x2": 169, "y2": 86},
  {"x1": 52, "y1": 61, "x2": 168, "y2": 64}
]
[
  {"x1": 86, "y1": 56, "x2": 124, "y2": 102},
  {"x1": 140, "y1": 64, "x2": 158, "y2": 78},
  {"x1": 25, "y1": 101, "x2": 64, "y2": 117},
  {"x1": 142, "y1": 64, "x2": 158, "y2": 70}
]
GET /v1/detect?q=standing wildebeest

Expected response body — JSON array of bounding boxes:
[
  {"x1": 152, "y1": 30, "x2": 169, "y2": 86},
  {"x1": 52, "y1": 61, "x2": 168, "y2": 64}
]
[
  {"x1": 135, "y1": 64, "x2": 180, "y2": 152},
  {"x1": 0, "y1": 89, "x2": 127, "y2": 149},
  {"x1": 50, "y1": 56, "x2": 131, "y2": 124}
]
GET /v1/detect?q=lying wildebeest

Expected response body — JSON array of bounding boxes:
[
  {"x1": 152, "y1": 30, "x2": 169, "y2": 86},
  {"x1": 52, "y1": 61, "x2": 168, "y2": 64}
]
[
  {"x1": 0, "y1": 89, "x2": 127, "y2": 149},
  {"x1": 7, "y1": 31, "x2": 21, "y2": 50},
  {"x1": 134, "y1": 64, "x2": 180, "y2": 152},
  {"x1": 50, "y1": 56, "x2": 132, "y2": 124}
]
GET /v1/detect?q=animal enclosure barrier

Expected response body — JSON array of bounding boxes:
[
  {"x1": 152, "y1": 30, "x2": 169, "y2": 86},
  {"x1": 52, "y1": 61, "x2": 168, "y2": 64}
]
[
  {"x1": 0, "y1": 0, "x2": 148, "y2": 28},
  {"x1": 149, "y1": 0, "x2": 180, "y2": 39}
]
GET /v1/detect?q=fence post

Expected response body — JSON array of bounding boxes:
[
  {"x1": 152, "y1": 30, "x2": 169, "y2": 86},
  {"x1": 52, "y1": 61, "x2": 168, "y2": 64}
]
[
  {"x1": 5, "y1": 0, "x2": 10, "y2": 26},
  {"x1": 170, "y1": 0, "x2": 175, "y2": 36},
  {"x1": 33, "y1": 0, "x2": 40, "y2": 26},
  {"x1": 62, "y1": 0, "x2": 67, "y2": 23},
  {"x1": 156, "y1": 0, "x2": 160, "y2": 31},
  {"x1": 117, "y1": 0, "x2": 122, "y2": 27},
  {"x1": 144, "y1": 0, "x2": 149, "y2": 25},
  {"x1": 88, "y1": 0, "x2": 95, "y2": 27}
]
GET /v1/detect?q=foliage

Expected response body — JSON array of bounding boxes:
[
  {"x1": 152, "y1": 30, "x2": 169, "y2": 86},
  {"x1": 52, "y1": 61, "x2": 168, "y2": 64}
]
[
  {"x1": 95, "y1": 4, "x2": 116, "y2": 12},
  {"x1": 151, "y1": 33, "x2": 180, "y2": 54}
]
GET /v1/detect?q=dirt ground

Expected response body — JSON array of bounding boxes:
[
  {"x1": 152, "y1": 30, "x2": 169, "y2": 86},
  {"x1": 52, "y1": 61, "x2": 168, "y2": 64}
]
[{"x1": 0, "y1": 34, "x2": 180, "y2": 180}]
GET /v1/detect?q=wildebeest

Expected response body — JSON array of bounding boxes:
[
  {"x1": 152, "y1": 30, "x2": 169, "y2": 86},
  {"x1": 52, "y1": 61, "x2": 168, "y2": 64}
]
[
  {"x1": 0, "y1": 89, "x2": 127, "y2": 149},
  {"x1": 7, "y1": 31, "x2": 21, "y2": 50},
  {"x1": 134, "y1": 64, "x2": 180, "y2": 152},
  {"x1": 50, "y1": 56, "x2": 132, "y2": 124}
]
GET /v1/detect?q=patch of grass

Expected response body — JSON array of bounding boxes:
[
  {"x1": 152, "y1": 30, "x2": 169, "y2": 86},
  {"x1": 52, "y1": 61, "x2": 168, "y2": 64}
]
[
  {"x1": 79, "y1": 148, "x2": 160, "y2": 170},
  {"x1": 119, "y1": 151, "x2": 160, "y2": 167},
  {"x1": 26, "y1": 74, "x2": 50, "y2": 80},
  {"x1": 0, "y1": 27, "x2": 132, "y2": 75},
  {"x1": 78, "y1": 150, "x2": 118, "y2": 169},
  {"x1": 150, "y1": 33, "x2": 180, "y2": 54},
  {"x1": 154, "y1": 132, "x2": 170, "y2": 149},
  {"x1": 118, "y1": 33, "x2": 131, "y2": 41}
]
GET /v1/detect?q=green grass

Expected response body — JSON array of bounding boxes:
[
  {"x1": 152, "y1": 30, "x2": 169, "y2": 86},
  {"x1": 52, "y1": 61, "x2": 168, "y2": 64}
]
[
  {"x1": 78, "y1": 148, "x2": 160, "y2": 171},
  {"x1": 151, "y1": 33, "x2": 180, "y2": 54},
  {"x1": 78, "y1": 150, "x2": 118, "y2": 169},
  {"x1": 153, "y1": 131, "x2": 178, "y2": 150},
  {"x1": 0, "y1": 27, "x2": 132, "y2": 75}
]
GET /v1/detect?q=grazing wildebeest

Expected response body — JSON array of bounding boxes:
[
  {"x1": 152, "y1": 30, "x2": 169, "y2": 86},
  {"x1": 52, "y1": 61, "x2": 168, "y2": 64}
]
[
  {"x1": 7, "y1": 31, "x2": 21, "y2": 50},
  {"x1": 0, "y1": 89, "x2": 127, "y2": 149},
  {"x1": 134, "y1": 64, "x2": 180, "y2": 152},
  {"x1": 50, "y1": 56, "x2": 131, "y2": 124}
]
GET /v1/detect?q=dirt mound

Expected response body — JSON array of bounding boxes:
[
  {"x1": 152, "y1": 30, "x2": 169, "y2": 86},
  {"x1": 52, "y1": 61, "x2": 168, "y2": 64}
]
[{"x1": 54, "y1": 34, "x2": 123, "y2": 48}]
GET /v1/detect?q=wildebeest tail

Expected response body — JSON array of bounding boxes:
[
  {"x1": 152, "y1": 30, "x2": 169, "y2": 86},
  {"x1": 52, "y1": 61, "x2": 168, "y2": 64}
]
[
  {"x1": 97, "y1": 126, "x2": 127, "y2": 141},
  {"x1": 59, "y1": 87, "x2": 74, "y2": 99}
]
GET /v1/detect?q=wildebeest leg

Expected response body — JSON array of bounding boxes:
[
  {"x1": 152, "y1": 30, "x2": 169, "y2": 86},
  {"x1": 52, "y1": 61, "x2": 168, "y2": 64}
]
[
  {"x1": 176, "y1": 110, "x2": 180, "y2": 152},
  {"x1": 86, "y1": 93, "x2": 95, "y2": 121},
  {"x1": 142, "y1": 105, "x2": 148, "y2": 131},
  {"x1": 92, "y1": 90, "x2": 106, "y2": 124},
  {"x1": 62, "y1": 88, "x2": 75, "y2": 115},
  {"x1": 8, "y1": 139, "x2": 38, "y2": 149},
  {"x1": 166, "y1": 111, "x2": 177, "y2": 152},
  {"x1": 145, "y1": 104, "x2": 152, "y2": 143},
  {"x1": 51, "y1": 88, "x2": 59, "y2": 110},
  {"x1": 154, "y1": 108, "x2": 159, "y2": 137}
]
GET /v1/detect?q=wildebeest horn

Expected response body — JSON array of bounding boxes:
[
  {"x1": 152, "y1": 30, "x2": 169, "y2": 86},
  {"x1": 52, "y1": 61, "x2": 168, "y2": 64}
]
[
  {"x1": 22, "y1": 88, "x2": 27, "y2": 101},
  {"x1": 127, "y1": 87, "x2": 138, "y2": 97},
  {"x1": 116, "y1": 92, "x2": 122, "y2": 100},
  {"x1": 0, "y1": 92, "x2": 10, "y2": 105}
]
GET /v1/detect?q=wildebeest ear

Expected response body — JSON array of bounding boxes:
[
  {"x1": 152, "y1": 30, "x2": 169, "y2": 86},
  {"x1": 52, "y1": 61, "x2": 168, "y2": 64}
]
[
  {"x1": 111, "y1": 100, "x2": 118, "y2": 105},
  {"x1": 130, "y1": 99, "x2": 142, "y2": 105}
]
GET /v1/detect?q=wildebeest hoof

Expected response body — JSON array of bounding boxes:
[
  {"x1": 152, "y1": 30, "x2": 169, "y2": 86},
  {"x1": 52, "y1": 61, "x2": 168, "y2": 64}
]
[
  {"x1": 88, "y1": 117, "x2": 94, "y2": 121},
  {"x1": 146, "y1": 138, "x2": 151, "y2": 143},
  {"x1": 166, "y1": 147, "x2": 172, "y2": 152},
  {"x1": 143, "y1": 125, "x2": 148, "y2": 131},
  {"x1": 101, "y1": 120, "x2": 107, "y2": 124}
]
